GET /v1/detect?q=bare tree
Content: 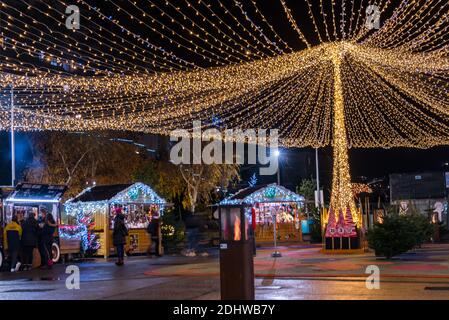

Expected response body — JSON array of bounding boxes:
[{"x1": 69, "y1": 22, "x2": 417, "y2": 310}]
[
  {"x1": 24, "y1": 131, "x2": 145, "y2": 198},
  {"x1": 179, "y1": 163, "x2": 239, "y2": 213}
]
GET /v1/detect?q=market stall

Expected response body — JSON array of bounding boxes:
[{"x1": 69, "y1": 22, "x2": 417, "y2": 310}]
[
  {"x1": 3, "y1": 183, "x2": 80, "y2": 264},
  {"x1": 64, "y1": 182, "x2": 166, "y2": 258},
  {"x1": 218, "y1": 184, "x2": 305, "y2": 243}
]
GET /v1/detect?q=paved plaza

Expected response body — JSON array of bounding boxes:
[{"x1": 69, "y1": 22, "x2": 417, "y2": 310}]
[{"x1": 0, "y1": 244, "x2": 449, "y2": 300}]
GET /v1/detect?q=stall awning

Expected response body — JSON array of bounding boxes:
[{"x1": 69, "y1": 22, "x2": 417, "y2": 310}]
[
  {"x1": 5, "y1": 183, "x2": 67, "y2": 203},
  {"x1": 219, "y1": 183, "x2": 304, "y2": 206}
]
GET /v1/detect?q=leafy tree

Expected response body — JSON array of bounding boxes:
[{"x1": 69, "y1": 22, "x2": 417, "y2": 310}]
[
  {"x1": 297, "y1": 179, "x2": 321, "y2": 242},
  {"x1": 297, "y1": 179, "x2": 316, "y2": 201},
  {"x1": 133, "y1": 159, "x2": 186, "y2": 216}
]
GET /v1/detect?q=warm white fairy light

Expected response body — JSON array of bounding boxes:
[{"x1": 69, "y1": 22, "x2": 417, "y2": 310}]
[{"x1": 1, "y1": 1, "x2": 448, "y2": 232}]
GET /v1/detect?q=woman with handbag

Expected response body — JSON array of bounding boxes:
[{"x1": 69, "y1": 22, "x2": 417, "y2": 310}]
[{"x1": 41, "y1": 213, "x2": 57, "y2": 269}]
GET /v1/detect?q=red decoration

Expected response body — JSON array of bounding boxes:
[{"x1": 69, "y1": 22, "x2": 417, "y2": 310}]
[
  {"x1": 251, "y1": 207, "x2": 256, "y2": 230},
  {"x1": 325, "y1": 207, "x2": 357, "y2": 238},
  {"x1": 344, "y1": 207, "x2": 357, "y2": 238},
  {"x1": 325, "y1": 208, "x2": 337, "y2": 237}
]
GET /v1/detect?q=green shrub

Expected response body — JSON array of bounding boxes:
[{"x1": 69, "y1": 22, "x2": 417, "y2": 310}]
[
  {"x1": 367, "y1": 212, "x2": 433, "y2": 259},
  {"x1": 405, "y1": 213, "x2": 433, "y2": 247},
  {"x1": 161, "y1": 209, "x2": 186, "y2": 253}
]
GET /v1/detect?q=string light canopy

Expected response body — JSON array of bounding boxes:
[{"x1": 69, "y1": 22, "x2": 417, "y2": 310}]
[{"x1": 0, "y1": 0, "x2": 448, "y2": 224}]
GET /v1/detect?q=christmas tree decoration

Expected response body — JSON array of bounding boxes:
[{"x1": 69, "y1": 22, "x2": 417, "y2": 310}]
[
  {"x1": 344, "y1": 206, "x2": 357, "y2": 238},
  {"x1": 248, "y1": 173, "x2": 258, "y2": 188},
  {"x1": 325, "y1": 208, "x2": 337, "y2": 238}
]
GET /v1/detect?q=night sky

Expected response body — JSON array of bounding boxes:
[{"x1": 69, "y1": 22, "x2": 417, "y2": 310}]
[{"x1": 1, "y1": 131, "x2": 448, "y2": 189}]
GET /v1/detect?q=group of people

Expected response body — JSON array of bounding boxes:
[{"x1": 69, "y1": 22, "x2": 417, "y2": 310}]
[
  {"x1": 3, "y1": 208, "x2": 57, "y2": 272},
  {"x1": 4, "y1": 206, "x2": 160, "y2": 271},
  {"x1": 111, "y1": 207, "x2": 161, "y2": 267}
]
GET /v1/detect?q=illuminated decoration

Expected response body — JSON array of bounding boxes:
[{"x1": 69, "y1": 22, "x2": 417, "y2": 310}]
[
  {"x1": 0, "y1": 0, "x2": 445, "y2": 150},
  {"x1": 63, "y1": 201, "x2": 107, "y2": 251},
  {"x1": 110, "y1": 183, "x2": 166, "y2": 206},
  {"x1": 352, "y1": 183, "x2": 373, "y2": 197},
  {"x1": 59, "y1": 223, "x2": 100, "y2": 251},
  {"x1": 344, "y1": 207, "x2": 357, "y2": 237},
  {"x1": 326, "y1": 207, "x2": 357, "y2": 238},
  {"x1": 399, "y1": 201, "x2": 409, "y2": 215},
  {"x1": 325, "y1": 208, "x2": 337, "y2": 237},
  {"x1": 5, "y1": 198, "x2": 60, "y2": 203},
  {"x1": 264, "y1": 186, "x2": 277, "y2": 199},
  {"x1": 248, "y1": 173, "x2": 258, "y2": 188},
  {"x1": 220, "y1": 184, "x2": 304, "y2": 206},
  {"x1": 0, "y1": 1, "x2": 448, "y2": 243},
  {"x1": 234, "y1": 214, "x2": 241, "y2": 241},
  {"x1": 161, "y1": 224, "x2": 175, "y2": 237},
  {"x1": 329, "y1": 44, "x2": 359, "y2": 227}
]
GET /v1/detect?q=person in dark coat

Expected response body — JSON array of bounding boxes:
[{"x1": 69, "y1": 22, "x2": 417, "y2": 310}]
[
  {"x1": 37, "y1": 209, "x2": 47, "y2": 268},
  {"x1": 112, "y1": 208, "x2": 128, "y2": 266},
  {"x1": 21, "y1": 212, "x2": 39, "y2": 271},
  {"x1": 4, "y1": 216, "x2": 22, "y2": 272},
  {"x1": 41, "y1": 212, "x2": 57, "y2": 269},
  {"x1": 147, "y1": 216, "x2": 161, "y2": 256}
]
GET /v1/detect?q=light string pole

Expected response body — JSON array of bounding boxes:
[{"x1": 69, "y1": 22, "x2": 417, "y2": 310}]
[{"x1": 329, "y1": 43, "x2": 358, "y2": 227}]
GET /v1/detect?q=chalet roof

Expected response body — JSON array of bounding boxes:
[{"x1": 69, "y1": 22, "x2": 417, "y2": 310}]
[
  {"x1": 68, "y1": 182, "x2": 165, "y2": 205},
  {"x1": 219, "y1": 183, "x2": 304, "y2": 206},
  {"x1": 71, "y1": 184, "x2": 131, "y2": 202},
  {"x1": 6, "y1": 183, "x2": 67, "y2": 203}
]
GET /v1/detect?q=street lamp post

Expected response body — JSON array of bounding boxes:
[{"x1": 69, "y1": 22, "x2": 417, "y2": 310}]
[
  {"x1": 271, "y1": 209, "x2": 282, "y2": 258},
  {"x1": 272, "y1": 149, "x2": 282, "y2": 257},
  {"x1": 10, "y1": 85, "x2": 15, "y2": 187},
  {"x1": 274, "y1": 149, "x2": 281, "y2": 186}
]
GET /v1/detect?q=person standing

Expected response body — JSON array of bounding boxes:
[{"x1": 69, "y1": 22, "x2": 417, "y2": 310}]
[
  {"x1": 112, "y1": 208, "x2": 128, "y2": 266},
  {"x1": 4, "y1": 216, "x2": 22, "y2": 272},
  {"x1": 41, "y1": 213, "x2": 57, "y2": 268},
  {"x1": 37, "y1": 209, "x2": 47, "y2": 268},
  {"x1": 21, "y1": 212, "x2": 39, "y2": 271},
  {"x1": 147, "y1": 215, "x2": 161, "y2": 256}
]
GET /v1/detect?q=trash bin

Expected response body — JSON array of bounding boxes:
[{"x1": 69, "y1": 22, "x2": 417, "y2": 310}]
[{"x1": 219, "y1": 206, "x2": 255, "y2": 300}]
